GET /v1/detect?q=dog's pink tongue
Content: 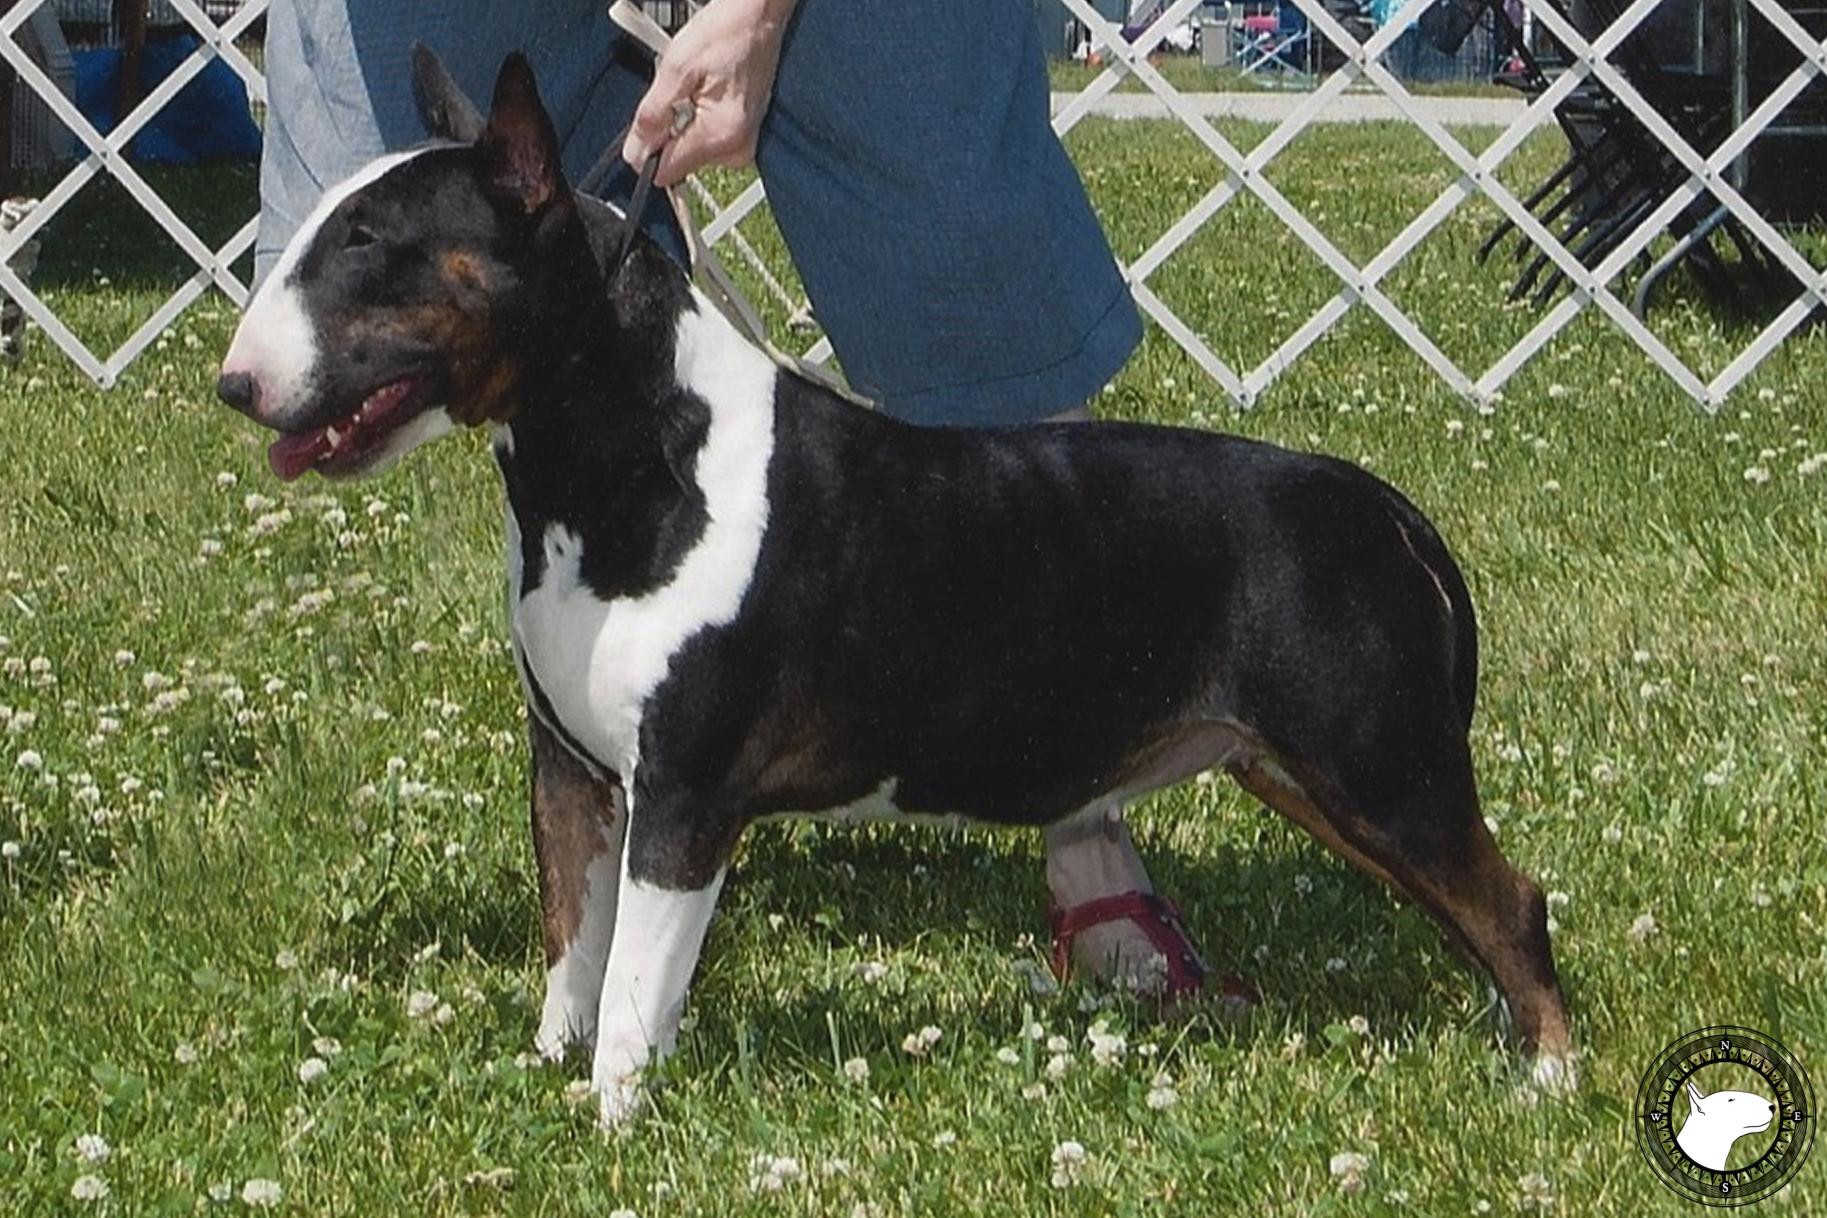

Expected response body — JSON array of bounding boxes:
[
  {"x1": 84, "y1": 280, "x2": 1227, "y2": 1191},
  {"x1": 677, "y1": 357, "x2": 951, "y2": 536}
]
[{"x1": 267, "y1": 428, "x2": 329, "y2": 481}]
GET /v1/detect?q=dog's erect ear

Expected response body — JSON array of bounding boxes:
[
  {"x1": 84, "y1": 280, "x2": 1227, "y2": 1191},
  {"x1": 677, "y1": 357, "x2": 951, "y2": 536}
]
[
  {"x1": 481, "y1": 53, "x2": 567, "y2": 216},
  {"x1": 1687, "y1": 1080, "x2": 1708, "y2": 1113},
  {"x1": 411, "y1": 43, "x2": 485, "y2": 143}
]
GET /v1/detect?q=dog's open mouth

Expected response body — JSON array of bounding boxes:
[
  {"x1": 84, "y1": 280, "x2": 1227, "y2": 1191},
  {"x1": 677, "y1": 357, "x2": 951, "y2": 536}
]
[{"x1": 267, "y1": 377, "x2": 427, "y2": 481}]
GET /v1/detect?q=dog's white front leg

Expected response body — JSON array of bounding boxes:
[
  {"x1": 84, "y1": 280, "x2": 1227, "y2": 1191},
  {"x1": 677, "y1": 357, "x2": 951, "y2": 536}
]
[{"x1": 590, "y1": 859, "x2": 726, "y2": 1128}]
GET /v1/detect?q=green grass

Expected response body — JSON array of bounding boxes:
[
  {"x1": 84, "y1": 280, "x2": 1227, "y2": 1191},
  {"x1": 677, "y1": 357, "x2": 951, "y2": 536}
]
[{"x1": 2, "y1": 121, "x2": 1825, "y2": 1215}]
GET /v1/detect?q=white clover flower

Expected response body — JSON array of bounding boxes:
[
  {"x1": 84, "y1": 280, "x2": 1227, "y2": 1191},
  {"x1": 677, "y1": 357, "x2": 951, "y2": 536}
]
[
  {"x1": 1602, "y1": 824, "x2": 1623, "y2": 845},
  {"x1": 243, "y1": 493, "x2": 275, "y2": 513},
  {"x1": 1628, "y1": 913, "x2": 1659, "y2": 944},
  {"x1": 241, "y1": 1178, "x2": 283, "y2": 1208},
  {"x1": 995, "y1": 1046, "x2": 1021, "y2": 1066},
  {"x1": 71, "y1": 1174, "x2": 109, "y2": 1202},
  {"x1": 216, "y1": 471, "x2": 238, "y2": 488},
  {"x1": 1517, "y1": 1171, "x2": 1555, "y2": 1210},
  {"x1": 73, "y1": 1133, "x2": 111, "y2": 1163},
  {"x1": 1044, "y1": 1053, "x2": 1071, "y2": 1081},
  {"x1": 1045, "y1": 1034, "x2": 1069, "y2": 1054},
  {"x1": 931, "y1": 1130, "x2": 957, "y2": 1149},
  {"x1": 901, "y1": 1025, "x2": 942, "y2": 1056},
  {"x1": 1049, "y1": 1140, "x2": 1087, "y2": 1188},
  {"x1": 1348, "y1": 1014, "x2": 1372, "y2": 1037},
  {"x1": 1330, "y1": 1151, "x2": 1371, "y2": 1195},
  {"x1": 842, "y1": 1056, "x2": 870, "y2": 1083},
  {"x1": 298, "y1": 1056, "x2": 328, "y2": 1084},
  {"x1": 405, "y1": 989, "x2": 439, "y2": 1019},
  {"x1": 1326, "y1": 956, "x2": 1349, "y2": 974},
  {"x1": 747, "y1": 1154, "x2": 803, "y2": 1193},
  {"x1": 1086, "y1": 1022, "x2": 1126, "y2": 1067},
  {"x1": 174, "y1": 1042, "x2": 198, "y2": 1065},
  {"x1": 852, "y1": 960, "x2": 888, "y2": 985},
  {"x1": 1293, "y1": 872, "x2": 1313, "y2": 896},
  {"x1": 1146, "y1": 1077, "x2": 1179, "y2": 1110},
  {"x1": 15, "y1": 748, "x2": 42, "y2": 770},
  {"x1": 274, "y1": 948, "x2": 298, "y2": 971},
  {"x1": 1022, "y1": 1019, "x2": 1045, "y2": 1041},
  {"x1": 1743, "y1": 466, "x2": 1772, "y2": 485}
]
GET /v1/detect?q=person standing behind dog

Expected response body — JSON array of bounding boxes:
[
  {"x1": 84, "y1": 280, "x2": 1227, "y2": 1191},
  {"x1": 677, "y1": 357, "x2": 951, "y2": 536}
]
[{"x1": 255, "y1": 0, "x2": 1202, "y2": 989}]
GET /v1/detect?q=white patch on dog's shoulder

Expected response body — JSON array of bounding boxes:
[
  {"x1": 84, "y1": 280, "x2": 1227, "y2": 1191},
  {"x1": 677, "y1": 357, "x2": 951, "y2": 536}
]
[
  {"x1": 225, "y1": 148, "x2": 435, "y2": 426},
  {"x1": 511, "y1": 293, "x2": 777, "y2": 776}
]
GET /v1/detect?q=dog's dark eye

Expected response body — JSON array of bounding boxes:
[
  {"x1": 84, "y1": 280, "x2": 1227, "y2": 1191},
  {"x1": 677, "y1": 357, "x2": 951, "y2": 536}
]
[{"x1": 344, "y1": 223, "x2": 378, "y2": 251}]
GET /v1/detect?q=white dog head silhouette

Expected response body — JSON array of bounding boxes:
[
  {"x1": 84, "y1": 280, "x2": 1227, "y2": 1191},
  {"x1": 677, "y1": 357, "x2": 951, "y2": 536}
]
[{"x1": 1676, "y1": 1079, "x2": 1776, "y2": 1170}]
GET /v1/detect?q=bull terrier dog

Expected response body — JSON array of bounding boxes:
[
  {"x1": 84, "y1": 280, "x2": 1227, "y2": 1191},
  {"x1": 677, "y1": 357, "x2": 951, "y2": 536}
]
[{"x1": 217, "y1": 51, "x2": 1575, "y2": 1127}]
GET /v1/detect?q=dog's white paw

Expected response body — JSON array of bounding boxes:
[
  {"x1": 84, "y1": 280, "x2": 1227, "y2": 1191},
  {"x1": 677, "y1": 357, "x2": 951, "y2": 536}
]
[
  {"x1": 594, "y1": 1070, "x2": 646, "y2": 1131},
  {"x1": 534, "y1": 999, "x2": 595, "y2": 1063},
  {"x1": 1528, "y1": 1050, "x2": 1581, "y2": 1096}
]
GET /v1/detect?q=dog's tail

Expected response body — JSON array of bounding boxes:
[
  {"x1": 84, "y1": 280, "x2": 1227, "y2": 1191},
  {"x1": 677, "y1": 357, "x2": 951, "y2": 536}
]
[{"x1": 1382, "y1": 486, "x2": 1480, "y2": 731}]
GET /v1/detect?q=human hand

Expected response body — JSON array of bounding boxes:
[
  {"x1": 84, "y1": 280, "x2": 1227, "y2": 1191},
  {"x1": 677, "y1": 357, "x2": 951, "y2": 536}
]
[{"x1": 623, "y1": 0, "x2": 798, "y2": 188}]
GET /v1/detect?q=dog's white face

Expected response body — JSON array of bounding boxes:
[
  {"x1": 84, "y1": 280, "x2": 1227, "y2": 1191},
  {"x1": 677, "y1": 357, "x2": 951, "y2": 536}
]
[
  {"x1": 220, "y1": 149, "x2": 468, "y2": 482},
  {"x1": 218, "y1": 55, "x2": 584, "y2": 483},
  {"x1": 1688, "y1": 1085, "x2": 1776, "y2": 1136}
]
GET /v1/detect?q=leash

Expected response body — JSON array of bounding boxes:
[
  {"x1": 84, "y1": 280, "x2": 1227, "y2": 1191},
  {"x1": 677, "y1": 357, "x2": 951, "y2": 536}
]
[
  {"x1": 586, "y1": 1, "x2": 695, "y2": 280},
  {"x1": 583, "y1": 96, "x2": 693, "y2": 282},
  {"x1": 590, "y1": 0, "x2": 872, "y2": 406}
]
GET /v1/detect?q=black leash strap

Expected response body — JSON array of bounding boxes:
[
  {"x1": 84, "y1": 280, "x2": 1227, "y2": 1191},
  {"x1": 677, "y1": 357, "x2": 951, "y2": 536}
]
[{"x1": 578, "y1": 118, "x2": 661, "y2": 282}]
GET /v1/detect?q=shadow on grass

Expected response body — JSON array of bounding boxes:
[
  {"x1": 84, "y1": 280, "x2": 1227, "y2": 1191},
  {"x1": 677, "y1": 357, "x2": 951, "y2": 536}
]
[
  {"x1": 693, "y1": 823, "x2": 1492, "y2": 1059},
  {"x1": 19, "y1": 162, "x2": 257, "y2": 295}
]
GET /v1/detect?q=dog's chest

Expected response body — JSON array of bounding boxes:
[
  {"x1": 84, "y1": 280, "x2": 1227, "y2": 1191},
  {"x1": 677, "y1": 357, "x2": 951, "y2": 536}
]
[{"x1": 495, "y1": 320, "x2": 779, "y2": 778}]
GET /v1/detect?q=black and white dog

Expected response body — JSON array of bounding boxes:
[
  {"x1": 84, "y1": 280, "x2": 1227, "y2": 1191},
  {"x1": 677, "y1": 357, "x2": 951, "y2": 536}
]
[{"x1": 218, "y1": 53, "x2": 1573, "y2": 1126}]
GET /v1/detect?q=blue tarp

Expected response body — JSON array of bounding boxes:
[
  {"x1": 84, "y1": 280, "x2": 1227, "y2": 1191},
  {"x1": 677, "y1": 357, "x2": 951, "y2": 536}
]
[{"x1": 72, "y1": 35, "x2": 261, "y2": 164}]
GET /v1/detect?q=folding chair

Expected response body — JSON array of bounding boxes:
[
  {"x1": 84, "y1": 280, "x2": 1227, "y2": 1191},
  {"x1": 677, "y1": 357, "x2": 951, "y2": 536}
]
[{"x1": 1237, "y1": 2, "x2": 1312, "y2": 77}]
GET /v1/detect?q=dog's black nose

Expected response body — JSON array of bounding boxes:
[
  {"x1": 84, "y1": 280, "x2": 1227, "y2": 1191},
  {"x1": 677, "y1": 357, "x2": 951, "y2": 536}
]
[{"x1": 216, "y1": 371, "x2": 257, "y2": 416}]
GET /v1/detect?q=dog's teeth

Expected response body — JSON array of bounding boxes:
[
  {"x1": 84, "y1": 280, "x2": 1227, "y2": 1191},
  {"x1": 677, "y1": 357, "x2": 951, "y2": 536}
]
[{"x1": 325, "y1": 427, "x2": 342, "y2": 447}]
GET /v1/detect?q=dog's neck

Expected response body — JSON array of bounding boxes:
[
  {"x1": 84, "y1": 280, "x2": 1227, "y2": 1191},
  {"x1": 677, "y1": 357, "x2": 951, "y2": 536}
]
[{"x1": 492, "y1": 201, "x2": 779, "y2": 600}]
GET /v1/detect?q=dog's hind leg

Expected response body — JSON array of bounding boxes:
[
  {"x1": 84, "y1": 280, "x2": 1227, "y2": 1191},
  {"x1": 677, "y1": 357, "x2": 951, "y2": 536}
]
[
  {"x1": 1234, "y1": 734, "x2": 1574, "y2": 1085},
  {"x1": 528, "y1": 714, "x2": 625, "y2": 1061}
]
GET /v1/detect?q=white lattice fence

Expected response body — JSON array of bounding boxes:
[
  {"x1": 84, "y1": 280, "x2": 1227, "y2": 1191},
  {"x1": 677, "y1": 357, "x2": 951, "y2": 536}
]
[
  {"x1": 692, "y1": 0, "x2": 1827, "y2": 414},
  {"x1": 1, "y1": 0, "x2": 1821, "y2": 408},
  {"x1": 0, "y1": 0, "x2": 265, "y2": 387}
]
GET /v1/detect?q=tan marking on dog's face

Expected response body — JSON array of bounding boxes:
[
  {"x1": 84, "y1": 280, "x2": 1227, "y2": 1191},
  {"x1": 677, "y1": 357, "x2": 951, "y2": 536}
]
[
  {"x1": 339, "y1": 301, "x2": 521, "y2": 427},
  {"x1": 529, "y1": 720, "x2": 621, "y2": 964},
  {"x1": 439, "y1": 248, "x2": 487, "y2": 293}
]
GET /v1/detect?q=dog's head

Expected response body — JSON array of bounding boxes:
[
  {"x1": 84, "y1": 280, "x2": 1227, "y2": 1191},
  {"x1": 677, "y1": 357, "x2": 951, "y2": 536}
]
[
  {"x1": 219, "y1": 50, "x2": 591, "y2": 481},
  {"x1": 1685, "y1": 1080, "x2": 1776, "y2": 1136}
]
